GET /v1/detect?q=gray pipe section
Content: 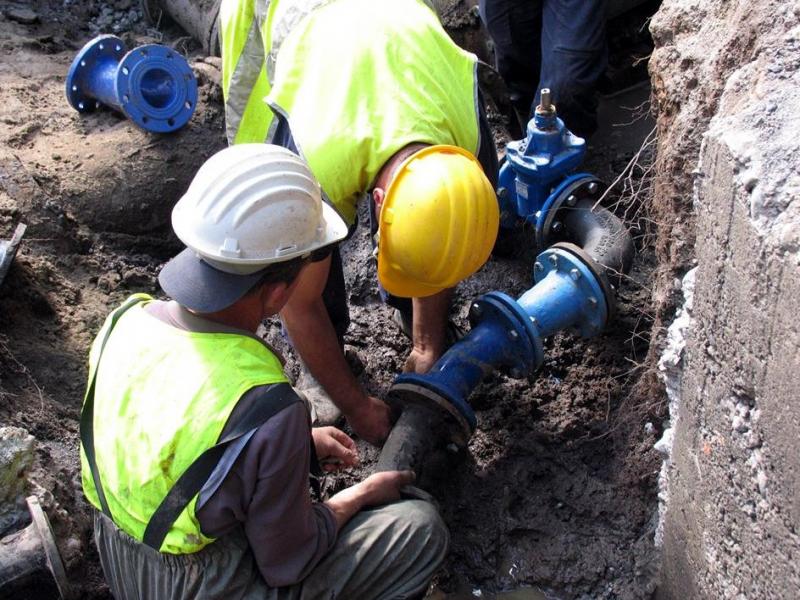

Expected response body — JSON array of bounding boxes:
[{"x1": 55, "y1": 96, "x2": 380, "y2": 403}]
[
  {"x1": 562, "y1": 197, "x2": 635, "y2": 283},
  {"x1": 141, "y1": 0, "x2": 222, "y2": 55},
  {"x1": 0, "y1": 497, "x2": 71, "y2": 599}
]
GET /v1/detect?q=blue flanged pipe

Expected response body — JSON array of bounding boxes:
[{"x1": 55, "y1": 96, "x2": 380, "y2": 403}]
[
  {"x1": 376, "y1": 243, "x2": 611, "y2": 477},
  {"x1": 66, "y1": 35, "x2": 197, "y2": 133}
]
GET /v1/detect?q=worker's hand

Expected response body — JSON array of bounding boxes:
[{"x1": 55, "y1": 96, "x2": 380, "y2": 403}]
[
  {"x1": 325, "y1": 469, "x2": 415, "y2": 530},
  {"x1": 357, "y1": 470, "x2": 416, "y2": 507},
  {"x1": 312, "y1": 426, "x2": 359, "y2": 472},
  {"x1": 346, "y1": 396, "x2": 393, "y2": 446},
  {"x1": 402, "y1": 347, "x2": 440, "y2": 374}
]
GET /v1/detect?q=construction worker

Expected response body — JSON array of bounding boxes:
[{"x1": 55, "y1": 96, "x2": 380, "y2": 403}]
[
  {"x1": 219, "y1": 0, "x2": 501, "y2": 443},
  {"x1": 478, "y1": 0, "x2": 608, "y2": 138},
  {"x1": 80, "y1": 145, "x2": 448, "y2": 598}
]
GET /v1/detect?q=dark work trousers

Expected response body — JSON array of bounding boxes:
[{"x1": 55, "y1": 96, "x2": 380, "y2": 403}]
[{"x1": 479, "y1": 0, "x2": 608, "y2": 137}]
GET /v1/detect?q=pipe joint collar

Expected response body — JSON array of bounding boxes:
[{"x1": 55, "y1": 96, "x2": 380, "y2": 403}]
[{"x1": 529, "y1": 246, "x2": 610, "y2": 337}]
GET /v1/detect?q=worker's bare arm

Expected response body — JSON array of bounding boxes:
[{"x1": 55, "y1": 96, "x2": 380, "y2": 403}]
[
  {"x1": 324, "y1": 470, "x2": 415, "y2": 531},
  {"x1": 404, "y1": 288, "x2": 453, "y2": 374},
  {"x1": 280, "y1": 255, "x2": 392, "y2": 444}
]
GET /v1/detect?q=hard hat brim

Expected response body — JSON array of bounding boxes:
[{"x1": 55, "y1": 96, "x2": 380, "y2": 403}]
[
  {"x1": 319, "y1": 201, "x2": 349, "y2": 249},
  {"x1": 377, "y1": 259, "x2": 446, "y2": 298},
  {"x1": 158, "y1": 247, "x2": 270, "y2": 313}
]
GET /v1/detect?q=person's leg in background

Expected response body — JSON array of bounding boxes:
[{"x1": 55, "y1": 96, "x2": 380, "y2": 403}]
[
  {"x1": 479, "y1": 0, "x2": 544, "y2": 132},
  {"x1": 538, "y1": 0, "x2": 608, "y2": 137}
]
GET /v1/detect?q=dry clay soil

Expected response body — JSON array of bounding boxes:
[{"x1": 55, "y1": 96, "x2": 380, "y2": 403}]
[{"x1": 0, "y1": 1, "x2": 664, "y2": 598}]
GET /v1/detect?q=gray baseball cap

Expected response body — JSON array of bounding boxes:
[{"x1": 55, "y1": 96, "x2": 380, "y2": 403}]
[{"x1": 158, "y1": 248, "x2": 268, "y2": 314}]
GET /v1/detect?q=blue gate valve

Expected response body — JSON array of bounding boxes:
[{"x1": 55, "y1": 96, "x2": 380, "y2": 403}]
[
  {"x1": 497, "y1": 89, "x2": 588, "y2": 230},
  {"x1": 66, "y1": 35, "x2": 198, "y2": 133},
  {"x1": 388, "y1": 243, "x2": 610, "y2": 441}
]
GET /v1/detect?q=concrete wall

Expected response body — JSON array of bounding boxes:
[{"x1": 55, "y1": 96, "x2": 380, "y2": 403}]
[{"x1": 652, "y1": 1, "x2": 800, "y2": 597}]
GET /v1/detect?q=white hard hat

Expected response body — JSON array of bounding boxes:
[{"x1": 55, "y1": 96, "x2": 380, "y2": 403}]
[{"x1": 172, "y1": 144, "x2": 348, "y2": 275}]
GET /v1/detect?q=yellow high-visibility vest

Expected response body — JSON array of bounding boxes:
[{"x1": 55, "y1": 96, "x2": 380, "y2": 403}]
[
  {"x1": 81, "y1": 295, "x2": 288, "y2": 554},
  {"x1": 220, "y1": 0, "x2": 480, "y2": 225}
]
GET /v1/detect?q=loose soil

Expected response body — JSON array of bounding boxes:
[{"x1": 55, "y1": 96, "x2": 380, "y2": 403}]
[{"x1": 0, "y1": 1, "x2": 665, "y2": 598}]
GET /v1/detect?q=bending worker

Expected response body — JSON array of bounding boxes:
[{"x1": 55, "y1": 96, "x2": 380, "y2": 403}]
[
  {"x1": 80, "y1": 144, "x2": 448, "y2": 598},
  {"x1": 220, "y1": 0, "x2": 501, "y2": 443}
]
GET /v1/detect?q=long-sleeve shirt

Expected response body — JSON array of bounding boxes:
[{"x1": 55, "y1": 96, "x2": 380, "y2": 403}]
[{"x1": 144, "y1": 300, "x2": 338, "y2": 587}]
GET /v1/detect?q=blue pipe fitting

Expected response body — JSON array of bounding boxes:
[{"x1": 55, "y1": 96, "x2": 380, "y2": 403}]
[
  {"x1": 497, "y1": 112, "x2": 585, "y2": 228},
  {"x1": 66, "y1": 35, "x2": 198, "y2": 133},
  {"x1": 394, "y1": 247, "x2": 609, "y2": 434},
  {"x1": 525, "y1": 247, "x2": 609, "y2": 339}
]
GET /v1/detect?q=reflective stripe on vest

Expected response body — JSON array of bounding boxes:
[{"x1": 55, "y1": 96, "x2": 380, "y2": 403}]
[
  {"x1": 80, "y1": 295, "x2": 289, "y2": 554},
  {"x1": 220, "y1": 0, "x2": 274, "y2": 144}
]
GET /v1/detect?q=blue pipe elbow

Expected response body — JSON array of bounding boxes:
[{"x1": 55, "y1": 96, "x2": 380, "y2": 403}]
[{"x1": 66, "y1": 35, "x2": 197, "y2": 133}]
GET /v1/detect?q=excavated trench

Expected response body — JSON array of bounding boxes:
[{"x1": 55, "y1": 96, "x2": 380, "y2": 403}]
[{"x1": 0, "y1": 1, "x2": 667, "y2": 598}]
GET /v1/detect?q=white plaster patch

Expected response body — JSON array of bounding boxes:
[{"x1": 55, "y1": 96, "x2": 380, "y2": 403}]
[{"x1": 654, "y1": 267, "x2": 697, "y2": 547}]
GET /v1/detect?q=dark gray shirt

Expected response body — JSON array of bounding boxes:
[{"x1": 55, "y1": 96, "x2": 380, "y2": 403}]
[{"x1": 144, "y1": 301, "x2": 337, "y2": 587}]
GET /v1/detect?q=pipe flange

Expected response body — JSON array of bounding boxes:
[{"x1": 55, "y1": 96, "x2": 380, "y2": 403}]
[
  {"x1": 116, "y1": 44, "x2": 197, "y2": 133},
  {"x1": 532, "y1": 246, "x2": 610, "y2": 337},
  {"x1": 389, "y1": 380, "x2": 475, "y2": 439},
  {"x1": 550, "y1": 241, "x2": 616, "y2": 323},
  {"x1": 535, "y1": 174, "x2": 602, "y2": 249},
  {"x1": 65, "y1": 35, "x2": 127, "y2": 113},
  {"x1": 27, "y1": 496, "x2": 72, "y2": 599}
]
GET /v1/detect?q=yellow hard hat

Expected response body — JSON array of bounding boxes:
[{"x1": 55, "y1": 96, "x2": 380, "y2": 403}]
[{"x1": 377, "y1": 145, "x2": 499, "y2": 298}]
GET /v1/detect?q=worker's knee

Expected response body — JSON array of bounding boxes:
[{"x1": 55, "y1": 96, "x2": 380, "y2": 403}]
[{"x1": 394, "y1": 499, "x2": 450, "y2": 561}]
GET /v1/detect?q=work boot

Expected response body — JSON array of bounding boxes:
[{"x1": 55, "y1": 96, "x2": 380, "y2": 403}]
[{"x1": 294, "y1": 367, "x2": 342, "y2": 426}]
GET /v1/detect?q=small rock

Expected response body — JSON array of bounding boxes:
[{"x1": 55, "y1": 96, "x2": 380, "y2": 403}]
[
  {"x1": 122, "y1": 268, "x2": 153, "y2": 289},
  {"x1": 731, "y1": 416, "x2": 749, "y2": 434},
  {"x1": 97, "y1": 271, "x2": 121, "y2": 292},
  {"x1": 203, "y1": 56, "x2": 222, "y2": 69},
  {"x1": 193, "y1": 62, "x2": 221, "y2": 88},
  {"x1": 6, "y1": 7, "x2": 39, "y2": 24},
  {"x1": 0, "y1": 427, "x2": 35, "y2": 504},
  {"x1": 757, "y1": 471, "x2": 767, "y2": 497}
]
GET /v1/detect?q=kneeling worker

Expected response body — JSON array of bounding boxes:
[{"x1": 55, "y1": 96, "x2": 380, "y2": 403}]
[{"x1": 80, "y1": 144, "x2": 448, "y2": 598}]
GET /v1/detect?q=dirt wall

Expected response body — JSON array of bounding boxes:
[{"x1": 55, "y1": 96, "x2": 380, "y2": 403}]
[{"x1": 650, "y1": 0, "x2": 800, "y2": 597}]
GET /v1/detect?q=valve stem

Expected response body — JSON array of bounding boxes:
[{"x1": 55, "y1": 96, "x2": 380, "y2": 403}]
[
  {"x1": 540, "y1": 88, "x2": 552, "y2": 111},
  {"x1": 536, "y1": 87, "x2": 556, "y2": 117}
]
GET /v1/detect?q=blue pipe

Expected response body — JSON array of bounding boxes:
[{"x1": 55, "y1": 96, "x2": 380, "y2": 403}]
[
  {"x1": 66, "y1": 35, "x2": 197, "y2": 133},
  {"x1": 394, "y1": 246, "x2": 608, "y2": 433}
]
